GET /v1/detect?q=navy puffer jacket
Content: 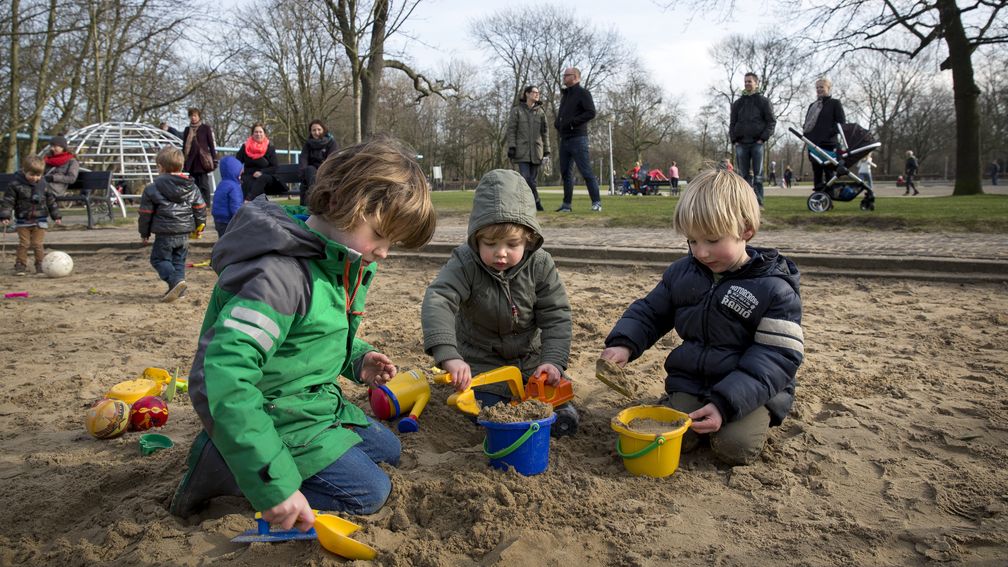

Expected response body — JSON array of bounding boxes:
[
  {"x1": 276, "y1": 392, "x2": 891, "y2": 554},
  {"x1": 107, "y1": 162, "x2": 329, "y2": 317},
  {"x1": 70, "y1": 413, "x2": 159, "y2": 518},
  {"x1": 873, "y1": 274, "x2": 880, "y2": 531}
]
[{"x1": 605, "y1": 247, "x2": 803, "y2": 426}]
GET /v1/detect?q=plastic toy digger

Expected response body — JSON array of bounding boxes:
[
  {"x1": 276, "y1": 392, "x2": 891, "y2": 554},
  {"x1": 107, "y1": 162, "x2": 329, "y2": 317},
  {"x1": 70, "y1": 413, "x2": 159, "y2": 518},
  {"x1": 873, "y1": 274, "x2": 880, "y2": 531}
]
[{"x1": 434, "y1": 365, "x2": 580, "y2": 437}]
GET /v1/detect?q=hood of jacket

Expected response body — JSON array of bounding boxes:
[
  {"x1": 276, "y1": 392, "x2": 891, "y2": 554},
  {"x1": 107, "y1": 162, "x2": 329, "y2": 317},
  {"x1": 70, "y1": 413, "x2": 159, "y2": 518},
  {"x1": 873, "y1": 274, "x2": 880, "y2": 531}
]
[
  {"x1": 212, "y1": 197, "x2": 330, "y2": 273},
  {"x1": 219, "y1": 156, "x2": 242, "y2": 182},
  {"x1": 466, "y1": 169, "x2": 544, "y2": 255},
  {"x1": 153, "y1": 174, "x2": 198, "y2": 203}
]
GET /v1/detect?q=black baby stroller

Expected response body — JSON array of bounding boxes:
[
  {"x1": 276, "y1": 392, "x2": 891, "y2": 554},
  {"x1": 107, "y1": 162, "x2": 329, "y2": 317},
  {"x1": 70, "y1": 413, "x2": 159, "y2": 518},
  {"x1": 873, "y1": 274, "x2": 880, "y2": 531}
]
[{"x1": 789, "y1": 123, "x2": 881, "y2": 212}]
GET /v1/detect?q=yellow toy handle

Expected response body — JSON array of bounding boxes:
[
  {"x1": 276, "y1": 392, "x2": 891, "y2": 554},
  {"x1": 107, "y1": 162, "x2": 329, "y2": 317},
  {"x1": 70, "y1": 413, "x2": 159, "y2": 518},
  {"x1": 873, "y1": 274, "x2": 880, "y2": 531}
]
[{"x1": 191, "y1": 223, "x2": 205, "y2": 239}]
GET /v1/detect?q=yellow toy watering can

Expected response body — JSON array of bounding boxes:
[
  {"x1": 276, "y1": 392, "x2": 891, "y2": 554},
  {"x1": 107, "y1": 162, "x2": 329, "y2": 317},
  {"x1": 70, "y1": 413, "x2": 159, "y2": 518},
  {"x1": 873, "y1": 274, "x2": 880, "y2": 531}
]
[{"x1": 368, "y1": 369, "x2": 436, "y2": 433}]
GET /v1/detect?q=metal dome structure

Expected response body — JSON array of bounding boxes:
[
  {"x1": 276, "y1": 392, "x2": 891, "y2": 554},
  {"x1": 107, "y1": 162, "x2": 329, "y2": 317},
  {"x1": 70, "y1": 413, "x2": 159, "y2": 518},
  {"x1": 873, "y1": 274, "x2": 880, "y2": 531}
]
[{"x1": 61, "y1": 121, "x2": 183, "y2": 186}]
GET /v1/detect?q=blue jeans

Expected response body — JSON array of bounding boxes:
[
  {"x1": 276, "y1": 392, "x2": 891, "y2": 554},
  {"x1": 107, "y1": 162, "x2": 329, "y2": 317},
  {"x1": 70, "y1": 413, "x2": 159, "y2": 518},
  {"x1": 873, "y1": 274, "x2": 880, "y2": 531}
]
[
  {"x1": 558, "y1": 136, "x2": 601, "y2": 206},
  {"x1": 734, "y1": 142, "x2": 765, "y2": 204},
  {"x1": 300, "y1": 417, "x2": 400, "y2": 515},
  {"x1": 516, "y1": 162, "x2": 542, "y2": 206},
  {"x1": 150, "y1": 233, "x2": 188, "y2": 289}
]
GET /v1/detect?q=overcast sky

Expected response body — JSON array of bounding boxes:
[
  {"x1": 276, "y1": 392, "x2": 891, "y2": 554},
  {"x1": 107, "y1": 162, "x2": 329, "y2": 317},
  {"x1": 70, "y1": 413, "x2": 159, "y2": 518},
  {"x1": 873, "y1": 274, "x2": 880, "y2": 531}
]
[{"x1": 386, "y1": 0, "x2": 784, "y2": 113}]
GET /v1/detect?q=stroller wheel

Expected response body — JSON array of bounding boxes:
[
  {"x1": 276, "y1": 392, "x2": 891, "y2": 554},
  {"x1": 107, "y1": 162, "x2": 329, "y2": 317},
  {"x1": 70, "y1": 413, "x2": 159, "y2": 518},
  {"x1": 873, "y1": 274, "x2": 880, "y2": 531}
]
[{"x1": 807, "y1": 192, "x2": 832, "y2": 213}]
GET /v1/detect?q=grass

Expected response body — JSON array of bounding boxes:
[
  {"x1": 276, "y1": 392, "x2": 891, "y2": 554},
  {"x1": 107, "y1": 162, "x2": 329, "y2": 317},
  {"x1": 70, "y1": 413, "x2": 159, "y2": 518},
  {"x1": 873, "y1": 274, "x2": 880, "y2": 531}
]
[{"x1": 426, "y1": 187, "x2": 1008, "y2": 233}]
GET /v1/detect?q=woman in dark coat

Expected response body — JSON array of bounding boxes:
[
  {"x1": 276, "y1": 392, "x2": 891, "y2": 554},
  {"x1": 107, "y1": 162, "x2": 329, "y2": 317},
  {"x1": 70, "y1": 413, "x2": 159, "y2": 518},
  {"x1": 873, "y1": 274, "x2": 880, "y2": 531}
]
[
  {"x1": 505, "y1": 85, "x2": 550, "y2": 211},
  {"x1": 802, "y1": 78, "x2": 845, "y2": 191},
  {"x1": 235, "y1": 123, "x2": 284, "y2": 201},
  {"x1": 298, "y1": 120, "x2": 338, "y2": 205},
  {"x1": 181, "y1": 107, "x2": 218, "y2": 206}
]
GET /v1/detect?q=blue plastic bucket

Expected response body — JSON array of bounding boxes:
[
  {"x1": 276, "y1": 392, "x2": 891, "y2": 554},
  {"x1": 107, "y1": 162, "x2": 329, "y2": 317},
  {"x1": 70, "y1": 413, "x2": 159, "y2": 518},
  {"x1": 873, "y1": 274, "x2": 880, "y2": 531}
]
[{"x1": 478, "y1": 413, "x2": 557, "y2": 476}]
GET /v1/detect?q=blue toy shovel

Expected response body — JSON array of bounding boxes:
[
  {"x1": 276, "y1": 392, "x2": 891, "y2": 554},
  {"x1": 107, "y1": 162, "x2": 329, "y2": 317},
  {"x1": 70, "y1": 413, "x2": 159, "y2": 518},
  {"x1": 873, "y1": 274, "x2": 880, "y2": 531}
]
[{"x1": 231, "y1": 513, "x2": 317, "y2": 543}]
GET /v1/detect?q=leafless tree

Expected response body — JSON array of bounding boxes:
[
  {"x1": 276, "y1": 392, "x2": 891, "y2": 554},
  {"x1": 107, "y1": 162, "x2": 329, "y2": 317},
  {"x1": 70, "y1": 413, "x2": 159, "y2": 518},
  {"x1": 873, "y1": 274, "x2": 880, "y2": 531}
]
[
  {"x1": 320, "y1": 0, "x2": 454, "y2": 143},
  {"x1": 606, "y1": 71, "x2": 679, "y2": 165}
]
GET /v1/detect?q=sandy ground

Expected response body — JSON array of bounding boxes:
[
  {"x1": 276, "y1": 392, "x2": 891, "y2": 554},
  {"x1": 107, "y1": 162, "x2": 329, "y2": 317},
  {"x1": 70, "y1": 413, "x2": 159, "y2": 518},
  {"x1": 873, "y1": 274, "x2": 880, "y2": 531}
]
[{"x1": 0, "y1": 250, "x2": 1006, "y2": 566}]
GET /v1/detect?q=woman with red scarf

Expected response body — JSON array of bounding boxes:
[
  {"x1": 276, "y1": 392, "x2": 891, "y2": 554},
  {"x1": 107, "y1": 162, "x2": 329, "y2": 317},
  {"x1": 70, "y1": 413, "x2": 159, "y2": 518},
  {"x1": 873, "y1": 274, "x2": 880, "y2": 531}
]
[
  {"x1": 43, "y1": 135, "x2": 79, "y2": 197},
  {"x1": 182, "y1": 107, "x2": 218, "y2": 206},
  {"x1": 235, "y1": 123, "x2": 283, "y2": 201}
]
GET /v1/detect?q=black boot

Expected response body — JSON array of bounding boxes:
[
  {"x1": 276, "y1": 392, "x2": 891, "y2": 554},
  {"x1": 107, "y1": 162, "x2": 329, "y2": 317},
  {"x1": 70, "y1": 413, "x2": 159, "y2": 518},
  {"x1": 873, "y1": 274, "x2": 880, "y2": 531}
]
[{"x1": 170, "y1": 430, "x2": 242, "y2": 517}]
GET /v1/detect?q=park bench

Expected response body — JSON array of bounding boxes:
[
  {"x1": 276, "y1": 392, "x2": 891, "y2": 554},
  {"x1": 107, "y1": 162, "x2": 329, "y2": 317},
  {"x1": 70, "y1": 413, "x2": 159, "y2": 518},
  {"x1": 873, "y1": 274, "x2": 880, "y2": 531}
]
[
  {"x1": 270, "y1": 163, "x2": 303, "y2": 200},
  {"x1": 0, "y1": 170, "x2": 120, "y2": 229}
]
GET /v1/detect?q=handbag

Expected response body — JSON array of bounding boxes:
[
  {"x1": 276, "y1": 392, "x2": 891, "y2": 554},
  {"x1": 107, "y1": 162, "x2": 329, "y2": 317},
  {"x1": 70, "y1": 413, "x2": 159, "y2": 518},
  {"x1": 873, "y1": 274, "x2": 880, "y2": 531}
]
[{"x1": 198, "y1": 146, "x2": 214, "y2": 171}]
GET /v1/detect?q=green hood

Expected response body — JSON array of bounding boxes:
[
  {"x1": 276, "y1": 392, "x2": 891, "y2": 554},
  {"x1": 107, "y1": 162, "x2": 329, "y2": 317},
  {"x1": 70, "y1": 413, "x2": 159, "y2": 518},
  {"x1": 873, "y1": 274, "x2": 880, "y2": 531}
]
[{"x1": 467, "y1": 169, "x2": 544, "y2": 254}]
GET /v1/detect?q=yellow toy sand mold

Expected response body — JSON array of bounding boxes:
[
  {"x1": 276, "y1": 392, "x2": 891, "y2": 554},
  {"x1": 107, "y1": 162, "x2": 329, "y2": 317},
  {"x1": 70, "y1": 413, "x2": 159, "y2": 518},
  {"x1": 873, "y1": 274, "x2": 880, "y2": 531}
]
[{"x1": 105, "y1": 367, "x2": 188, "y2": 405}]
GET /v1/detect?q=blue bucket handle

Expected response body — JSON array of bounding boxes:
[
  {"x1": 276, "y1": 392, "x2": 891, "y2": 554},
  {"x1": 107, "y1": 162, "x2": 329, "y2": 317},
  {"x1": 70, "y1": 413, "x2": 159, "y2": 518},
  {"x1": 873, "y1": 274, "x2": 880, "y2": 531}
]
[{"x1": 483, "y1": 422, "x2": 540, "y2": 459}]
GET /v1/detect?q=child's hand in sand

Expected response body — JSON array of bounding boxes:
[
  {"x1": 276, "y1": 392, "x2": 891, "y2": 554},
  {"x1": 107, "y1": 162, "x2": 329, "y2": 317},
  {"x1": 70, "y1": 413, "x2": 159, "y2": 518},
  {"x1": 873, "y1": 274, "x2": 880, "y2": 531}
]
[
  {"x1": 688, "y1": 403, "x2": 723, "y2": 434},
  {"x1": 599, "y1": 346, "x2": 630, "y2": 366},
  {"x1": 262, "y1": 490, "x2": 315, "y2": 531},
  {"x1": 360, "y1": 351, "x2": 396, "y2": 386},
  {"x1": 534, "y1": 363, "x2": 563, "y2": 385},
  {"x1": 441, "y1": 359, "x2": 472, "y2": 391}
]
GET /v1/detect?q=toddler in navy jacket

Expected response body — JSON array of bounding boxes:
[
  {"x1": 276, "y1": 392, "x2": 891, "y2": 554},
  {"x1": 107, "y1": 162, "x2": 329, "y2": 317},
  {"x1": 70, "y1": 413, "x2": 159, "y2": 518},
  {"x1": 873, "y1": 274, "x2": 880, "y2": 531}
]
[{"x1": 600, "y1": 167, "x2": 803, "y2": 465}]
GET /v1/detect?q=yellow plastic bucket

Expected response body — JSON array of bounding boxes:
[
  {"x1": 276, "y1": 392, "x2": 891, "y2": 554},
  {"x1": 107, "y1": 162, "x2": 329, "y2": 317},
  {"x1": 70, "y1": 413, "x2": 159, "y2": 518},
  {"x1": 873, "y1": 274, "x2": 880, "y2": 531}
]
[{"x1": 610, "y1": 405, "x2": 692, "y2": 478}]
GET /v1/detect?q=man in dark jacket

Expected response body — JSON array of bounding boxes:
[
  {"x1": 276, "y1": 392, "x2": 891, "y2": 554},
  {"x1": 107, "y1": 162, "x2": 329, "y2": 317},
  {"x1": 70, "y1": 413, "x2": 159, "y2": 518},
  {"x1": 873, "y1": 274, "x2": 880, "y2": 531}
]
[
  {"x1": 802, "y1": 78, "x2": 846, "y2": 191},
  {"x1": 139, "y1": 146, "x2": 207, "y2": 302},
  {"x1": 729, "y1": 72, "x2": 776, "y2": 206},
  {"x1": 554, "y1": 67, "x2": 602, "y2": 212}
]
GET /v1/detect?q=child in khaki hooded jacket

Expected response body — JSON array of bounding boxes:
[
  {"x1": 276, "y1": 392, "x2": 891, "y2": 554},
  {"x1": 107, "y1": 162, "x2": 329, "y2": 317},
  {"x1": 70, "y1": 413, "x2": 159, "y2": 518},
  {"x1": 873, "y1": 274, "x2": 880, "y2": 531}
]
[{"x1": 422, "y1": 169, "x2": 572, "y2": 408}]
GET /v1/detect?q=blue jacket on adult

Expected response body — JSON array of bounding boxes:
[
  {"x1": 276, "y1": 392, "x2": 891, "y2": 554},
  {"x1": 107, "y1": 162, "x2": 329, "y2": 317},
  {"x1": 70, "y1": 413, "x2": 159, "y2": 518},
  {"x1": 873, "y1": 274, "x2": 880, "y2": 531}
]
[
  {"x1": 212, "y1": 156, "x2": 244, "y2": 226},
  {"x1": 604, "y1": 247, "x2": 803, "y2": 426}
]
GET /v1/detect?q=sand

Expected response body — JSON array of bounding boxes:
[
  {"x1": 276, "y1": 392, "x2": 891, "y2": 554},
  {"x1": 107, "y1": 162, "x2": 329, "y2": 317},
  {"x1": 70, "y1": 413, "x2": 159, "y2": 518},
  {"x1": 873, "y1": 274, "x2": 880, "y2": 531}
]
[{"x1": 1, "y1": 251, "x2": 1006, "y2": 566}]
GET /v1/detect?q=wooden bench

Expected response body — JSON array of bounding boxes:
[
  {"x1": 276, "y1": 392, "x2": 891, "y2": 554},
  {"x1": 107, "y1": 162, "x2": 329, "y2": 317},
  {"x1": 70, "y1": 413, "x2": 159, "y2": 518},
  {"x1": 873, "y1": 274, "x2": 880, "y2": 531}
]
[{"x1": 0, "y1": 170, "x2": 119, "y2": 229}]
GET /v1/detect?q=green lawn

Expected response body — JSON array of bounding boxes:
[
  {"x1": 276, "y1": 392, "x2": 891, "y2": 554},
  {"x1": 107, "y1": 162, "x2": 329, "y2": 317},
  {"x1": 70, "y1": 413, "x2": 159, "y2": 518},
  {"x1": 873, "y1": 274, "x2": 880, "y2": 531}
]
[{"x1": 422, "y1": 188, "x2": 1008, "y2": 233}]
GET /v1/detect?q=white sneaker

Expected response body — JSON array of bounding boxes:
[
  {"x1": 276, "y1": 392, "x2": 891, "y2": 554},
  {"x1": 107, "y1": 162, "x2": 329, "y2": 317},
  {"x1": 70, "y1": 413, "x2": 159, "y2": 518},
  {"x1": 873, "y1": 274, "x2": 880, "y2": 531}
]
[
  {"x1": 162, "y1": 280, "x2": 187, "y2": 303},
  {"x1": 591, "y1": 202, "x2": 602, "y2": 212}
]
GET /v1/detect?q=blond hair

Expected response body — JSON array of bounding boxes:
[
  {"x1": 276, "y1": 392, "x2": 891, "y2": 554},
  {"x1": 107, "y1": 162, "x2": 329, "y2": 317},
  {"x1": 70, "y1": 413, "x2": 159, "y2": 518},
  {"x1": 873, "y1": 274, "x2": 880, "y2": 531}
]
[
  {"x1": 21, "y1": 155, "x2": 44, "y2": 176},
  {"x1": 673, "y1": 167, "x2": 760, "y2": 240},
  {"x1": 307, "y1": 137, "x2": 436, "y2": 249},
  {"x1": 474, "y1": 222, "x2": 534, "y2": 245},
  {"x1": 156, "y1": 146, "x2": 184, "y2": 173}
]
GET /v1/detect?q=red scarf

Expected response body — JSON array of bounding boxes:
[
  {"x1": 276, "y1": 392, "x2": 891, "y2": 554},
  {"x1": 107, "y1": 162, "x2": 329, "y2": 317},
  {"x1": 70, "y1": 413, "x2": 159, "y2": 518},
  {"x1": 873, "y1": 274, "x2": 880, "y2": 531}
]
[
  {"x1": 45, "y1": 151, "x2": 74, "y2": 167},
  {"x1": 243, "y1": 136, "x2": 270, "y2": 160}
]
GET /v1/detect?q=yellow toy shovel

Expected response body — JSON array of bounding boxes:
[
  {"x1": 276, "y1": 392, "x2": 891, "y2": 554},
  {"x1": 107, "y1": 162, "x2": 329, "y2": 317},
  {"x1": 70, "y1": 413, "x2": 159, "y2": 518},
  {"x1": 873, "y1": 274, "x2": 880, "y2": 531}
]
[
  {"x1": 315, "y1": 513, "x2": 377, "y2": 560},
  {"x1": 433, "y1": 366, "x2": 526, "y2": 416}
]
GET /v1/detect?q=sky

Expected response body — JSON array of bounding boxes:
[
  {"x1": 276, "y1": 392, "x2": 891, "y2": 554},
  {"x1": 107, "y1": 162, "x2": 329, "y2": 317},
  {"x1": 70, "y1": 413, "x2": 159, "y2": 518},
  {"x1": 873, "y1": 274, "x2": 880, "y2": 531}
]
[{"x1": 385, "y1": 0, "x2": 783, "y2": 114}]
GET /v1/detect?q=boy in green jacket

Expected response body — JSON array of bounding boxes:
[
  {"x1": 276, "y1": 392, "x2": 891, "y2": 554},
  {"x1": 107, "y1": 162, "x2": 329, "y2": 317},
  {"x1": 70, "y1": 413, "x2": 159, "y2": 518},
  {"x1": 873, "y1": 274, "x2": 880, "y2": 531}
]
[
  {"x1": 170, "y1": 139, "x2": 437, "y2": 533},
  {"x1": 422, "y1": 169, "x2": 572, "y2": 406}
]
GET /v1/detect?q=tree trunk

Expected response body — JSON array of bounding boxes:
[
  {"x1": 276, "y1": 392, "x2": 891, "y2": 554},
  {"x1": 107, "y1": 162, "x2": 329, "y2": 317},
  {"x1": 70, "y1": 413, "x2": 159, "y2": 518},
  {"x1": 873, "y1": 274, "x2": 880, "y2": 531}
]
[
  {"x1": 937, "y1": 0, "x2": 983, "y2": 195},
  {"x1": 5, "y1": 0, "x2": 21, "y2": 171},
  {"x1": 360, "y1": 0, "x2": 388, "y2": 140},
  {"x1": 28, "y1": 0, "x2": 59, "y2": 154}
]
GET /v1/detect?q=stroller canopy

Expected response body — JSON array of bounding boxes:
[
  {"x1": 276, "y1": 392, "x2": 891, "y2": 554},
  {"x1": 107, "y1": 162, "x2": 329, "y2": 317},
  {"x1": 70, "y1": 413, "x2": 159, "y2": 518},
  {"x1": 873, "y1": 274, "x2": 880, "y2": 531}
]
[{"x1": 840, "y1": 123, "x2": 880, "y2": 167}]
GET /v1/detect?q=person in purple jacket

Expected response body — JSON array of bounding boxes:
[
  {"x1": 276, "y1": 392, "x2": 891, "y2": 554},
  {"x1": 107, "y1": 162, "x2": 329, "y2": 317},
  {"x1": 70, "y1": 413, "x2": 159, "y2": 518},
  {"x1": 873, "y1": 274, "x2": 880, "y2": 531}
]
[
  {"x1": 600, "y1": 167, "x2": 804, "y2": 465},
  {"x1": 211, "y1": 156, "x2": 244, "y2": 236}
]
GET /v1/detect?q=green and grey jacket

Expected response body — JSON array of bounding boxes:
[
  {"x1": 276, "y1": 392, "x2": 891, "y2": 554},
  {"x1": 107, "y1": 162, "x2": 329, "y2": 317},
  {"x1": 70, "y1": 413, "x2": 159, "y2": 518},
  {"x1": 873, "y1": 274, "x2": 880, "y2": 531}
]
[
  {"x1": 188, "y1": 197, "x2": 376, "y2": 511},
  {"x1": 422, "y1": 169, "x2": 571, "y2": 377},
  {"x1": 506, "y1": 101, "x2": 550, "y2": 165}
]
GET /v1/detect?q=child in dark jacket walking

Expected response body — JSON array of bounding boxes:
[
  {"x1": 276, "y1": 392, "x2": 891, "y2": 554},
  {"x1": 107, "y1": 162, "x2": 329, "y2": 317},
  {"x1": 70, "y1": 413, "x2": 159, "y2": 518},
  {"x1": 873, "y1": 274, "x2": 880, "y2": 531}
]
[
  {"x1": 0, "y1": 155, "x2": 61, "y2": 275},
  {"x1": 138, "y1": 146, "x2": 207, "y2": 302},
  {"x1": 211, "y1": 156, "x2": 244, "y2": 236},
  {"x1": 600, "y1": 167, "x2": 804, "y2": 465}
]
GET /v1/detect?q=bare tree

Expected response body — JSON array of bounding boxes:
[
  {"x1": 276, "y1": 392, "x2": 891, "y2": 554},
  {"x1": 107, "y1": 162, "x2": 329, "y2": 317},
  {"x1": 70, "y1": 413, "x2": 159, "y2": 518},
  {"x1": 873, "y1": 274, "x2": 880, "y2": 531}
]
[
  {"x1": 320, "y1": 0, "x2": 454, "y2": 143},
  {"x1": 845, "y1": 51, "x2": 931, "y2": 174},
  {"x1": 230, "y1": 0, "x2": 350, "y2": 150},
  {"x1": 607, "y1": 71, "x2": 679, "y2": 164}
]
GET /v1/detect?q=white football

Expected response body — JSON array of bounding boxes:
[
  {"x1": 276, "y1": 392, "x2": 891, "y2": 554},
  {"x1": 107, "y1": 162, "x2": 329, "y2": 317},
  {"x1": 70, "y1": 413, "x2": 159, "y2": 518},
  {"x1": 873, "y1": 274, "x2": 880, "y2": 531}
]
[{"x1": 41, "y1": 250, "x2": 73, "y2": 278}]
